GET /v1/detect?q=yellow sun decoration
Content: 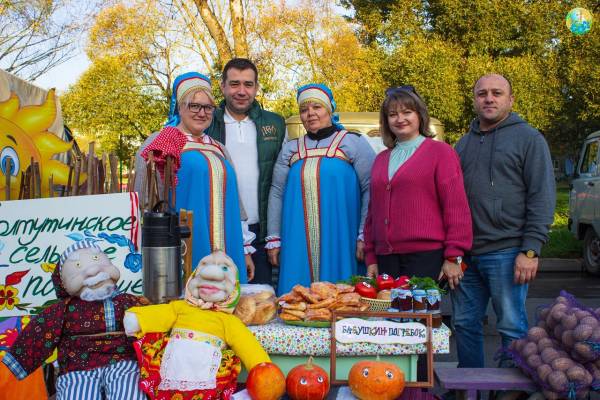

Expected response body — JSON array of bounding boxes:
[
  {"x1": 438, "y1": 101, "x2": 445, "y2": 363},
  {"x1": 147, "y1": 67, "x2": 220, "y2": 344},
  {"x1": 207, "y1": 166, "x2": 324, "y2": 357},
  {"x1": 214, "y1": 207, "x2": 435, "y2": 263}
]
[{"x1": 0, "y1": 89, "x2": 73, "y2": 200}]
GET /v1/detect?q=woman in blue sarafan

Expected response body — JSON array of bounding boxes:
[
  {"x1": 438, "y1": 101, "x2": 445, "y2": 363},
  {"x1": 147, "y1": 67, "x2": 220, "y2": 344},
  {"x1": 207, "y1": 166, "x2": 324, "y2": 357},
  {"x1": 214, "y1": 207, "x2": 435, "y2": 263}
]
[
  {"x1": 266, "y1": 84, "x2": 375, "y2": 295},
  {"x1": 135, "y1": 72, "x2": 255, "y2": 283}
]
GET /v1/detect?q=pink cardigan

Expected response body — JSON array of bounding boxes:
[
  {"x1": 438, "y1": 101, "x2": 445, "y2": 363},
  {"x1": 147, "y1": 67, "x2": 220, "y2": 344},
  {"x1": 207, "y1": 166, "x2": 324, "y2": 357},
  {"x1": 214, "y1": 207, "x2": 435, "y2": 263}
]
[{"x1": 363, "y1": 138, "x2": 472, "y2": 266}]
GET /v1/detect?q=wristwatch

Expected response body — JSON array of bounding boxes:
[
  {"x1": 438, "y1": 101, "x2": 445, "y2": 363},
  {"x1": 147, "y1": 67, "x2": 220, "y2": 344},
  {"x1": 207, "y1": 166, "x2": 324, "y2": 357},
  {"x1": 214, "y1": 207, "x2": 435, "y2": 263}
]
[
  {"x1": 521, "y1": 250, "x2": 538, "y2": 258},
  {"x1": 446, "y1": 256, "x2": 463, "y2": 264}
]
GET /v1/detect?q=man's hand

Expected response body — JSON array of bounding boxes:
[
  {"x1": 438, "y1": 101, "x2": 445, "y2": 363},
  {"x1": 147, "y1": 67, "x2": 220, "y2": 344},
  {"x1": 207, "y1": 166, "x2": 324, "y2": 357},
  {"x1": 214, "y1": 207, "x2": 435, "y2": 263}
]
[
  {"x1": 438, "y1": 260, "x2": 463, "y2": 290},
  {"x1": 245, "y1": 254, "x2": 255, "y2": 282},
  {"x1": 267, "y1": 248, "x2": 280, "y2": 267},
  {"x1": 514, "y1": 252, "x2": 538, "y2": 284},
  {"x1": 366, "y1": 264, "x2": 378, "y2": 278},
  {"x1": 356, "y1": 240, "x2": 365, "y2": 262}
]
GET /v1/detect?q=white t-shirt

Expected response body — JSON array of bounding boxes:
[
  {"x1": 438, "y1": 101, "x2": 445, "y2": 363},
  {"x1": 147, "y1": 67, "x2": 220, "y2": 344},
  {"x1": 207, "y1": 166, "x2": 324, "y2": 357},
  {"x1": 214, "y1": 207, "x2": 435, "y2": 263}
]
[{"x1": 224, "y1": 109, "x2": 259, "y2": 225}]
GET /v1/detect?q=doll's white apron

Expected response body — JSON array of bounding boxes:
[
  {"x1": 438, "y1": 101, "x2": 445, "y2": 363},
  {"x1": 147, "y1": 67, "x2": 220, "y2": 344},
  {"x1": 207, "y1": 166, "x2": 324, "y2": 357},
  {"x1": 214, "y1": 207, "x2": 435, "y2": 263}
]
[{"x1": 158, "y1": 328, "x2": 224, "y2": 391}]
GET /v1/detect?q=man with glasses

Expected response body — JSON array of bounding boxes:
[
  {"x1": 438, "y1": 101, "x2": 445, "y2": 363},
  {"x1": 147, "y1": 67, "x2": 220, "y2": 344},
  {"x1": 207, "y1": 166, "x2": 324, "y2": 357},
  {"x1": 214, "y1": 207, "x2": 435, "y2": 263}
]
[
  {"x1": 452, "y1": 74, "x2": 555, "y2": 370},
  {"x1": 206, "y1": 58, "x2": 286, "y2": 286}
]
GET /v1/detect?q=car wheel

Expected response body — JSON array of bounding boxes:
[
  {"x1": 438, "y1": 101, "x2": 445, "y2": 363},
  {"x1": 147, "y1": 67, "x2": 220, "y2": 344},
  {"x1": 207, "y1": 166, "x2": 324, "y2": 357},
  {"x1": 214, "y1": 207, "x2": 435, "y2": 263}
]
[{"x1": 583, "y1": 228, "x2": 600, "y2": 275}]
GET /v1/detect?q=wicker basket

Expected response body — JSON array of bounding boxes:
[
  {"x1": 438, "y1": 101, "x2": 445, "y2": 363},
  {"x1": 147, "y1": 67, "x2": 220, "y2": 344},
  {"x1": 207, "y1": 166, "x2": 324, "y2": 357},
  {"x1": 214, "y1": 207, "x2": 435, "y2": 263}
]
[{"x1": 360, "y1": 296, "x2": 392, "y2": 312}]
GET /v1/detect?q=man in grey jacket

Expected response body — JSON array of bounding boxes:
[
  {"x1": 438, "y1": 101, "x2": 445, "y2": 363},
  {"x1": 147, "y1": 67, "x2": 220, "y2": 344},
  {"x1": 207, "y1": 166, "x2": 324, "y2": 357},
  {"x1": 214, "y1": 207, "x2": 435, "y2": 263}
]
[{"x1": 453, "y1": 74, "x2": 555, "y2": 368}]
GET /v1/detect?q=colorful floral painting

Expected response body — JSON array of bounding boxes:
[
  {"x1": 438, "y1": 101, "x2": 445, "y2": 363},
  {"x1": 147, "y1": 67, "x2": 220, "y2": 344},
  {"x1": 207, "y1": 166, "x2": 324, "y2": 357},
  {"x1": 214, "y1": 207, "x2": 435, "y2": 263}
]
[{"x1": 0, "y1": 315, "x2": 31, "y2": 357}]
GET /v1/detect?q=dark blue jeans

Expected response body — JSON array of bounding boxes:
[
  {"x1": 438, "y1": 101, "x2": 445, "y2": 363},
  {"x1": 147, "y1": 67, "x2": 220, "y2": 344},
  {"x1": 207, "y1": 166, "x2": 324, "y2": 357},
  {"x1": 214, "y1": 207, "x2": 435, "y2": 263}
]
[
  {"x1": 450, "y1": 247, "x2": 528, "y2": 368},
  {"x1": 248, "y1": 224, "x2": 276, "y2": 287}
]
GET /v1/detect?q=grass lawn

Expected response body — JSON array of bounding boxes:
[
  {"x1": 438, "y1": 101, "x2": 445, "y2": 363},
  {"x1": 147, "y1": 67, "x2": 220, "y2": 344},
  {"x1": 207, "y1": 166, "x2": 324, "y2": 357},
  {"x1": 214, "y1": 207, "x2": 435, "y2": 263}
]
[{"x1": 540, "y1": 183, "x2": 583, "y2": 259}]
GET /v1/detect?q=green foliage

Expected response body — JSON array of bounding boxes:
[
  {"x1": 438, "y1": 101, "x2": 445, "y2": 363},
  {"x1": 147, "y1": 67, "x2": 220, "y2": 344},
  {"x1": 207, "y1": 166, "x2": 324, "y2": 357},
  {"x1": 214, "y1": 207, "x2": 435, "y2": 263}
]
[
  {"x1": 61, "y1": 57, "x2": 166, "y2": 162},
  {"x1": 382, "y1": 35, "x2": 464, "y2": 140},
  {"x1": 338, "y1": 0, "x2": 398, "y2": 45},
  {"x1": 428, "y1": 0, "x2": 566, "y2": 57},
  {"x1": 341, "y1": 0, "x2": 600, "y2": 150},
  {"x1": 348, "y1": 275, "x2": 376, "y2": 287},
  {"x1": 541, "y1": 184, "x2": 583, "y2": 258},
  {"x1": 407, "y1": 276, "x2": 445, "y2": 294},
  {"x1": 266, "y1": 92, "x2": 297, "y2": 119}
]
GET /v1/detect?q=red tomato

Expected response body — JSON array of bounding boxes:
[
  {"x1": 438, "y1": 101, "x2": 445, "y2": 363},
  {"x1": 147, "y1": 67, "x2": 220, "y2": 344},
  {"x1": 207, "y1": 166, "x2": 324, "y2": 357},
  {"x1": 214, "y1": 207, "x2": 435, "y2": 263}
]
[
  {"x1": 394, "y1": 276, "x2": 410, "y2": 289},
  {"x1": 355, "y1": 282, "x2": 377, "y2": 298},
  {"x1": 376, "y1": 274, "x2": 395, "y2": 290}
]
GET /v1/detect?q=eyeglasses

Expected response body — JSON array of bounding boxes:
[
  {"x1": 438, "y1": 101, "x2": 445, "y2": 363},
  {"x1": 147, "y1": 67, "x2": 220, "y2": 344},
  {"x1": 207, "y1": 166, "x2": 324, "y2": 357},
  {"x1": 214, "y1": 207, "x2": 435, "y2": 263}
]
[
  {"x1": 385, "y1": 85, "x2": 417, "y2": 96},
  {"x1": 187, "y1": 103, "x2": 216, "y2": 113}
]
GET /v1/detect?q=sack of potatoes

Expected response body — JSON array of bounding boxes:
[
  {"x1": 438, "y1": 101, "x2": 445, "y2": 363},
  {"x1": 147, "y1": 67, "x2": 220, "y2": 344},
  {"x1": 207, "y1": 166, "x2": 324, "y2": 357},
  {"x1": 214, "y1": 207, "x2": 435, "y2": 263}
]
[
  {"x1": 536, "y1": 291, "x2": 600, "y2": 363},
  {"x1": 507, "y1": 332, "x2": 593, "y2": 400}
]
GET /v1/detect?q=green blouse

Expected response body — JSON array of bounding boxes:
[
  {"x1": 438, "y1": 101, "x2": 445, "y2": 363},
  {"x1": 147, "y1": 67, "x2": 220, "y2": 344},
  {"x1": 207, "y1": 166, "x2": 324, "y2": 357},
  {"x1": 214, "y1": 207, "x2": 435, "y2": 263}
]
[{"x1": 388, "y1": 135, "x2": 426, "y2": 179}]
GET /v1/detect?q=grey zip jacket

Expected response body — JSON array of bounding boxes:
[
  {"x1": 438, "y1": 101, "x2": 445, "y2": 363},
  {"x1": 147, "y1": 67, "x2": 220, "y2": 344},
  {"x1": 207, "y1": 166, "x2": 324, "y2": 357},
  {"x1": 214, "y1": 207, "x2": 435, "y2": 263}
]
[{"x1": 455, "y1": 112, "x2": 555, "y2": 256}]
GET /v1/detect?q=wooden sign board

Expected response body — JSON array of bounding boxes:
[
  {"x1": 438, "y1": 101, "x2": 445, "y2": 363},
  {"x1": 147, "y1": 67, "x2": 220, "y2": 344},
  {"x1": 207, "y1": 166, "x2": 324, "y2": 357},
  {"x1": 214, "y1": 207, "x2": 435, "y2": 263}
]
[
  {"x1": 330, "y1": 311, "x2": 434, "y2": 388},
  {"x1": 0, "y1": 192, "x2": 142, "y2": 318},
  {"x1": 335, "y1": 318, "x2": 427, "y2": 345}
]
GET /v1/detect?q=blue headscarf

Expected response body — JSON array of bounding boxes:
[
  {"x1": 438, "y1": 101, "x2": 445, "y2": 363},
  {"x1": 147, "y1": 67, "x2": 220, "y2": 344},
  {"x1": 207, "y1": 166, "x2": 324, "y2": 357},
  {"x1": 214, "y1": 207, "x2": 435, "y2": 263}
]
[
  {"x1": 166, "y1": 72, "x2": 212, "y2": 127},
  {"x1": 296, "y1": 83, "x2": 344, "y2": 131}
]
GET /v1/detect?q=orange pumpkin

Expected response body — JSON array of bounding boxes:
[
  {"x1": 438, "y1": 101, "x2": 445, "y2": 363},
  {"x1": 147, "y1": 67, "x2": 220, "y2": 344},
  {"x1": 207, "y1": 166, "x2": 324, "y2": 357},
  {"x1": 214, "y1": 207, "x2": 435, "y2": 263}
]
[
  {"x1": 348, "y1": 359, "x2": 405, "y2": 400},
  {"x1": 286, "y1": 356, "x2": 330, "y2": 400},
  {"x1": 246, "y1": 362, "x2": 286, "y2": 400}
]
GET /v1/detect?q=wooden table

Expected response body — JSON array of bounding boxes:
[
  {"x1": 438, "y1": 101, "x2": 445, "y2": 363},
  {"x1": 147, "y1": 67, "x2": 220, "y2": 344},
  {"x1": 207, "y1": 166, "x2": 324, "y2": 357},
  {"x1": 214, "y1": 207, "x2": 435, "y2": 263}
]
[{"x1": 434, "y1": 368, "x2": 538, "y2": 400}]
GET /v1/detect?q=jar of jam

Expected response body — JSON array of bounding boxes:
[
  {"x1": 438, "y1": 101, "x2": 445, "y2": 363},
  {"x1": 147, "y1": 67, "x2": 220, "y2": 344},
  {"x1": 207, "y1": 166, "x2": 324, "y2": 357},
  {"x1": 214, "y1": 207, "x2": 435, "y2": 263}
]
[
  {"x1": 391, "y1": 288, "x2": 413, "y2": 312},
  {"x1": 426, "y1": 289, "x2": 441, "y2": 314},
  {"x1": 412, "y1": 289, "x2": 427, "y2": 312}
]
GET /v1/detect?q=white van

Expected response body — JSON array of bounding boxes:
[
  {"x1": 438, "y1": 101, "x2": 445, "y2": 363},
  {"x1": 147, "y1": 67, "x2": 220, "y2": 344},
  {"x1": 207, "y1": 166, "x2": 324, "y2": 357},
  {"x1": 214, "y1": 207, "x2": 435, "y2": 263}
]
[{"x1": 569, "y1": 130, "x2": 600, "y2": 274}]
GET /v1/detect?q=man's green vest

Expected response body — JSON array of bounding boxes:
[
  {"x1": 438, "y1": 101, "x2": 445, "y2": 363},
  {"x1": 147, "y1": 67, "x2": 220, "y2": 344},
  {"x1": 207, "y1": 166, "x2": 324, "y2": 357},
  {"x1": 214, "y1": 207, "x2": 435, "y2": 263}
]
[{"x1": 205, "y1": 101, "x2": 286, "y2": 242}]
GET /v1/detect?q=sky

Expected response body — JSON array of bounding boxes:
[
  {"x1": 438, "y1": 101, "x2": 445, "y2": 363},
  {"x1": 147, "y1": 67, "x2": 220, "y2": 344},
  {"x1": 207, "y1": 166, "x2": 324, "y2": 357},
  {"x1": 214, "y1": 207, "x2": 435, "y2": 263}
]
[{"x1": 33, "y1": 52, "x2": 91, "y2": 93}]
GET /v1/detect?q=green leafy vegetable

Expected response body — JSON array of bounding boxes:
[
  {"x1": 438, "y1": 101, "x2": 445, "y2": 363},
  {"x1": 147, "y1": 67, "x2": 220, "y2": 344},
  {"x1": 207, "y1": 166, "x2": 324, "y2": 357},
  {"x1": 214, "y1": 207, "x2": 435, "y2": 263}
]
[{"x1": 408, "y1": 276, "x2": 446, "y2": 295}]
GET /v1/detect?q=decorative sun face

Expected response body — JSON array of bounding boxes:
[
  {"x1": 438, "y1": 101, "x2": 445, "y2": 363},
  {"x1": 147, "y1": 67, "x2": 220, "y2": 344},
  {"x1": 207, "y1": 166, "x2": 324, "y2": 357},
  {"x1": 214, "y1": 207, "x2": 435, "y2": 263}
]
[{"x1": 0, "y1": 90, "x2": 72, "y2": 200}]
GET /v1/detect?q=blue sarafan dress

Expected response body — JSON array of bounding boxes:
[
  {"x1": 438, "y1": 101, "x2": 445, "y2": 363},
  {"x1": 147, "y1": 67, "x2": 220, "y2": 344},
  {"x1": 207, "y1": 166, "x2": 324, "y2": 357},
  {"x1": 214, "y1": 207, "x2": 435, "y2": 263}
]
[
  {"x1": 278, "y1": 131, "x2": 360, "y2": 294},
  {"x1": 175, "y1": 136, "x2": 247, "y2": 283}
]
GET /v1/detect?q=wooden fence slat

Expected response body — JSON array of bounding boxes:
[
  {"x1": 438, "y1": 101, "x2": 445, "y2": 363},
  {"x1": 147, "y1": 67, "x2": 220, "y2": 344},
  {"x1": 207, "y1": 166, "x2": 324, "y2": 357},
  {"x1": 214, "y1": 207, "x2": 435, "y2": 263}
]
[{"x1": 86, "y1": 143, "x2": 95, "y2": 195}]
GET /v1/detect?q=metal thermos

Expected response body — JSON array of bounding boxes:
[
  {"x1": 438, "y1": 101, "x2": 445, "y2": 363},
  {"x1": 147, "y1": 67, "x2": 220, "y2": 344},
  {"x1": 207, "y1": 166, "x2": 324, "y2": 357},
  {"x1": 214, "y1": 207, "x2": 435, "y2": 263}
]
[{"x1": 142, "y1": 211, "x2": 187, "y2": 303}]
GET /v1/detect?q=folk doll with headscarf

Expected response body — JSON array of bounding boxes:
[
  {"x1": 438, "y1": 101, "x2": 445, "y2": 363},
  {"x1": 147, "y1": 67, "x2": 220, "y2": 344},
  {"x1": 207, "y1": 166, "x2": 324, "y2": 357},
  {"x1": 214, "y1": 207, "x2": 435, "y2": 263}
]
[
  {"x1": 133, "y1": 72, "x2": 256, "y2": 283},
  {"x1": 266, "y1": 83, "x2": 376, "y2": 295},
  {"x1": 1, "y1": 240, "x2": 147, "y2": 399},
  {"x1": 124, "y1": 251, "x2": 270, "y2": 400}
]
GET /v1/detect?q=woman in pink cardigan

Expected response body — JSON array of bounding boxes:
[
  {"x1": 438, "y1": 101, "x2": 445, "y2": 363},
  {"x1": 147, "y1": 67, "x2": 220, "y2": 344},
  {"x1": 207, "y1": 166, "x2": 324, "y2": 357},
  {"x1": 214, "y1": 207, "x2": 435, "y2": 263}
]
[{"x1": 363, "y1": 86, "x2": 472, "y2": 290}]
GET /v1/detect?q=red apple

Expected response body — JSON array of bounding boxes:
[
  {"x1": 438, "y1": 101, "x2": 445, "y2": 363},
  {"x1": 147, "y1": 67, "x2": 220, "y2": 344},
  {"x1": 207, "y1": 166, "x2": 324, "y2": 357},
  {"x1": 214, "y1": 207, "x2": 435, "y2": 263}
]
[{"x1": 247, "y1": 362, "x2": 286, "y2": 400}]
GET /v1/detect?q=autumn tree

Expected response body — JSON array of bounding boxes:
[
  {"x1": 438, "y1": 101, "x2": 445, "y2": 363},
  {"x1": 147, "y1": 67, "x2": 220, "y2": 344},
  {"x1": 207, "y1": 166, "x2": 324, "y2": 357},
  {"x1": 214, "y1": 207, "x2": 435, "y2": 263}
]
[
  {"x1": 176, "y1": 0, "x2": 251, "y2": 70},
  {"x1": 250, "y1": 0, "x2": 385, "y2": 116},
  {"x1": 87, "y1": 0, "x2": 256, "y2": 100},
  {"x1": 87, "y1": 2, "x2": 181, "y2": 102},
  {"x1": 0, "y1": 0, "x2": 89, "y2": 80},
  {"x1": 61, "y1": 57, "x2": 166, "y2": 163}
]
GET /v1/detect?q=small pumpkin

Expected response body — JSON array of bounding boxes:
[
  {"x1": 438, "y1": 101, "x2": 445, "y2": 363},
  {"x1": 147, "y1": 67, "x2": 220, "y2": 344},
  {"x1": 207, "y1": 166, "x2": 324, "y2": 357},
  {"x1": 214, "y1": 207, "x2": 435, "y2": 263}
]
[
  {"x1": 348, "y1": 358, "x2": 405, "y2": 400},
  {"x1": 286, "y1": 356, "x2": 330, "y2": 400}
]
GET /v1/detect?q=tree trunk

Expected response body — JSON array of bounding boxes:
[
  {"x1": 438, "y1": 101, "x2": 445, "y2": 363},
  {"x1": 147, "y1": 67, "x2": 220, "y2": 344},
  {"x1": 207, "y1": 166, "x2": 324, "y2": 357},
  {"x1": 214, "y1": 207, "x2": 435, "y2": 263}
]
[
  {"x1": 177, "y1": 0, "x2": 217, "y2": 73},
  {"x1": 192, "y1": 0, "x2": 233, "y2": 65},
  {"x1": 229, "y1": 0, "x2": 249, "y2": 57}
]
